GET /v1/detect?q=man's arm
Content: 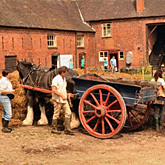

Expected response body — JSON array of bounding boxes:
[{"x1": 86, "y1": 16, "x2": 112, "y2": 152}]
[
  {"x1": 52, "y1": 86, "x2": 67, "y2": 100},
  {"x1": 1, "y1": 89, "x2": 15, "y2": 94}
]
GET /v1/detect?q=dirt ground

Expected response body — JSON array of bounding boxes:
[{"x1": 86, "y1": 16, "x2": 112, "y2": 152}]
[
  {"x1": 0, "y1": 70, "x2": 164, "y2": 165},
  {"x1": 0, "y1": 123, "x2": 165, "y2": 165}
]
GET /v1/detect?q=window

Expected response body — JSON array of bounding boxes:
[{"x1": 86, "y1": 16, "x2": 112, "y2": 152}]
[
  {"x1": 77, "y1": 35, "x2": 84, "y2": 47},
  {"x1": 102, "y1": 23, "x2": 111, "y2": 37},
  {"x1": 99, "y1": 51, "x2": 108, "y2": 62},
  {"x1": 119, "y1": 51, "x2": 124, "y2": 60},
  {"x1": 47, "y1": 34, "x2": 56, "y2": 48}
]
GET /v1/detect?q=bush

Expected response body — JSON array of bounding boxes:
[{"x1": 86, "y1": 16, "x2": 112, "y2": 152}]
[
  {"x1": 120, "y1": 67, "x2": 137, "y2": 74},
  {"x1": 137, "y1": 65, "x2": 152, "y2": 75}
]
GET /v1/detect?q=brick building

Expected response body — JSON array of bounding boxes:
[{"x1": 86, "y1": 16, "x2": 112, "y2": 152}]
[
  {"x1": 0, "y1": 0, "x2": 95, "y2": 72},
  {"x1": 77, "y1": 0, "x2": 165, "y2": 70},
  {"x1": 0, "y1": 0, "x2": 165, "y2": 72}
]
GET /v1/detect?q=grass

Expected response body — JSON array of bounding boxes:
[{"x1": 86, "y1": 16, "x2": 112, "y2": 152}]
[{"x1": 144, "y1": 75, "x2": 153, "y2": 81}]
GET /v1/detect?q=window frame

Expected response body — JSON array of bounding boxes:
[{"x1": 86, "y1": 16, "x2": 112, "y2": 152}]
[
  {"x1": 47, "y1": 34, "x2": 57, "y2": 48},
  {"x1": 99, "y1": 51, "x2": 108, "y2": 62},
  {"x1": 102, "y1": 23, "x2": 111, "y2": 37},
  {"x1": 77, "y1": 35, "x2": 84, "y2": 48},
  {"x1": 118, "y1": 51, "x2": 124, "y2": 60}
]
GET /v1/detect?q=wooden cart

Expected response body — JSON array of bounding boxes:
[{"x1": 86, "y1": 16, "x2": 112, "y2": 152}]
[
  {"x1": 72, "y1": 74, "x2": 160, "y2": 139},
  {"x1": 20, "y1": 73, "x2": 160, "y2": 139}
]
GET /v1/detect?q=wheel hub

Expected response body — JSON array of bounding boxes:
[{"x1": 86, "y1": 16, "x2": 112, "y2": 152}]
[{"x1": 95, "y1": 106, "x2": 106, "y2": 118}]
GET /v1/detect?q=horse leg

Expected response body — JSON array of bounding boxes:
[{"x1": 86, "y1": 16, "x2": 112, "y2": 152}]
[
  {"x1": 22, "y1": 104, "x2": 34, "y2": 125},
  {"x1": 22, "y1": 91, "x2": 34, "y2": 126},
  {"x1": 37, "y1": 101, "x2": 48, "y2": 125}
]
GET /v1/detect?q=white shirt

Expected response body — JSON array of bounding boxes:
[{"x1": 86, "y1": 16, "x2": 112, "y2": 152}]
[
  {"x1": 110, "y1": 58, "x2": 116, "y2": 66},
  {"x1": 0, "y1": 76, "x2": 13, "y2": 93},
  {"x1": 151, "y1": 77, "x2": 165, "y2": 85},
  {"x1": 51, "y1": 74, "x2": 67, "y2": 103}
]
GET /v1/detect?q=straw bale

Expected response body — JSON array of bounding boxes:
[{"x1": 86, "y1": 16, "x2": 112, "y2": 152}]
[{"x1": 0, "y1": 71, "x2": 27, "y2": 124}]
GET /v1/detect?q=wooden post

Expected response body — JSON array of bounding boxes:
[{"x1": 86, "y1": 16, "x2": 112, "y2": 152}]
[
  {"x1": 142, "y1": 66, "x2": 144, "y2": 80},
  {"x1": 84, "y1": 57, "x2": 87, "y2": 74}
]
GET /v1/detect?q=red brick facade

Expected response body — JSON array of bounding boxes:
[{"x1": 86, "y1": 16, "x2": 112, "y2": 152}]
[
  {"x1": 0, "y1": 17, "x2": 165, "y2": 72},
  {"x1": 91, "y1": 17, "x2": 165, "y2": 69},
  {"x1": 0, "y1": 27, "x2": 95, "y2": 71}
]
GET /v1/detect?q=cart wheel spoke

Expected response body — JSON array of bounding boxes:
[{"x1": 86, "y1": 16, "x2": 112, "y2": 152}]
[
  {"x1": 83, "y1": 110, "x2": 95, "y2": 113},
  {"x1": 104, "y1": 92, "x2": 110, "y2": 106},
  {"x1": 90, "y1": 92, "x2": 100, "y2": 106},
  {"x1": 84, "y1": 100, "x2": 97, "y2": 109},
  {"x1": 105, "y1": 117, "x2": 114, "y2": 132},
  {"x1": 99, "y1": 89, "x2": 103, "y2": 105},
  {"x1": 129, "y1": 110, "x2": 140, "y2": 123},
  {"x1": 93, "y1": 118, "x2": 100, "y2": 131},
  {"x1": 107, "y1": 109, "x2": 122, "y2": 113},
  {"x1": 107, "y1": 100, "x2": 118, "y2": 109},
  {"x1": 101, "y1": 118, "x2": 105, "y2": 134},
  {"x1": 127, "y1": 110, "x2": 133, "y2": 127},
  {"x1": 86, "y1": 115, "x2": 96, "y2": 124},
  {"x1": 106, "y1": 114, "x2": 120, "y2": 124}
]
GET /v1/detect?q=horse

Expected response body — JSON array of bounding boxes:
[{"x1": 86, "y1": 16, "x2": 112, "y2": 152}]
[{"x1": 17, "y1": 60, "x2": 80, "y2": 127}]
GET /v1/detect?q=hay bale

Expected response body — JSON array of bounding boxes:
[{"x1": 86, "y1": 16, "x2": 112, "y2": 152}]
[{"x1": 0, "y1": 71, "x2": 27, "y2": 124}]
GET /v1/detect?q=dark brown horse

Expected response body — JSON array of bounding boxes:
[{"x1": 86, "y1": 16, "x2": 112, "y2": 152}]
[{"x1": 17, "y1": 60, "x2": 79, "y2": 126}]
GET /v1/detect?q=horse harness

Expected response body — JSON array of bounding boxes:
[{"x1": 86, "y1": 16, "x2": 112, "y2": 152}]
[{"x1": 22, "y1": 66, "x2": 57, "y2": 87}]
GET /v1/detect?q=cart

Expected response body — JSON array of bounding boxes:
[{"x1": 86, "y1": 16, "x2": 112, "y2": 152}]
[
  {"x1": 20, "y1": 73, "x2": 160, "y2": 139},
  {"x1": 72, "y1": 74, "x2": 160, "y2": 139}
]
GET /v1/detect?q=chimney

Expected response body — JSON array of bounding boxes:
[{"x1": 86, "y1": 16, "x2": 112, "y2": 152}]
[{"x1": 136, "y1": 0, "x2": 144, "y2": 13}]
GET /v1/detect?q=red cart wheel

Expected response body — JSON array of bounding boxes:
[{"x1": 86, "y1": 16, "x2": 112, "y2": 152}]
[
  {"x1": 79, "y1": 84, "x2": 126, "y2": 139},
  {"x1": 123, "y1": 104, "x2": 149, "y2": 131}
]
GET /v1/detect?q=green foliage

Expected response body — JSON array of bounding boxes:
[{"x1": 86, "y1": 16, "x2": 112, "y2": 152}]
[
  {"x1": 120, "y1": 67, "x2": 137, "y2": 75},
  {"x1": 137, "y1": 64, "x2": 152, "y2": 75}
]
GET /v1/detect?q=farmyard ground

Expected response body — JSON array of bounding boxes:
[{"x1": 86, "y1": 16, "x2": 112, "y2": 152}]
[{"x1": 0, "y1": 124, "x2": 165, "y2": 165}]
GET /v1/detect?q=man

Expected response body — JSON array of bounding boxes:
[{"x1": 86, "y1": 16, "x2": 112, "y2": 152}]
[
  {"x1": 110, "y1": 56, "x2": 117, "y2": 73},
  {"x1": 51, "y1": 66, "x2": 74, "y2": 135},
  {"x1": 0, "y1": 69, "x2": 15, "y2": 133}
]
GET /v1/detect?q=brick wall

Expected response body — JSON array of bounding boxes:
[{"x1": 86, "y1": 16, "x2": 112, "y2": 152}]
[
  {"x1": 91, "y1": 17, "x2": 165, "y2": 70},
  {"x1": 0, "y1": 27, "x2": 94, "y2": 71}
]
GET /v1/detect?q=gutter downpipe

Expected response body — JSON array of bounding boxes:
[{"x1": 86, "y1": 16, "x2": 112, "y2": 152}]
[{"x1": 75, "y1": 31, "x2": 77, "y2": 68}]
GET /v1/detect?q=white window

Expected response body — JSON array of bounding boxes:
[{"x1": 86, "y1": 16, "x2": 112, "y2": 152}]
[
  {"x1": 99, "y1": 51, "x2": 108, "y2": 62},
  {"x1": 119, "y1": 51, "x2": 124, "y2": 60},
  {"x1": 47, "y1": 34, "x2": 56, "y2": 47},
  {"x1": 77, "y1": 35, "x2": 84, "y2": 47},
  {"x1": 102, "y1": 23, "x2": 111, "y2": 37}
]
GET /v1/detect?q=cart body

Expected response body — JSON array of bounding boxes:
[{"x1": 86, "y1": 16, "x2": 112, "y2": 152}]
[{"x1": 72, "y1": 74, "x2": 160, "y2": 138}]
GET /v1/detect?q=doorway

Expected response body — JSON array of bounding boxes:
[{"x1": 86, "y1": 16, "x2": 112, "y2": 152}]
[
  {"x1": 79, "y1": 52, "x2": 86, "y2": 68},
  {"x1": 5, "y1": 55, "x2": 17, "y2": 72},
  {"x1": 109, "y1": 53, "x2": 118, "y2": 71},
  {"x1": 51, "y1": 52, "x2": 60, "y2": 69}
]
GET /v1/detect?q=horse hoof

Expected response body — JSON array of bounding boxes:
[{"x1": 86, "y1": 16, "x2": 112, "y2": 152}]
[
  {"x1": 37, "y1": 120, "x2": 48, "y2": 125},
  {"x1": 22, "y1": 120, "x2": 33, "y2": 126},
  {"x1": 70, "y1": 121, "x2": 80, "y2": 129}
]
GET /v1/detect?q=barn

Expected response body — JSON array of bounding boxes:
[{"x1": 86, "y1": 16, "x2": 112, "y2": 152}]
[{"x1": 0, "y1": 0, "x2": 165, "y2": 72}]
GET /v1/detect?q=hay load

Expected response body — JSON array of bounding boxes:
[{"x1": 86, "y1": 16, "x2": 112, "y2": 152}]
[{"x1": 0, "y1": 71, "x2": 27, "y2": 125}]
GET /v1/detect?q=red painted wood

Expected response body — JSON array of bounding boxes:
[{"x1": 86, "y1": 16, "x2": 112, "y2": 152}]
[
  {"x1": 19, "y1": 84, "x2": 74, "y2": 98},
  {"x1": 123, "y1": 104, "x2": 149, "y2": 131},
  {"x1": 79, "y1": 84, "x2": 127, "y2": 139}
]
